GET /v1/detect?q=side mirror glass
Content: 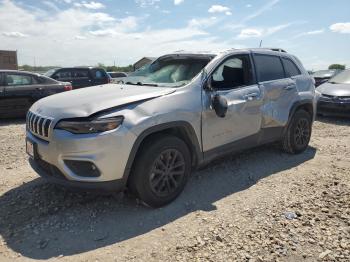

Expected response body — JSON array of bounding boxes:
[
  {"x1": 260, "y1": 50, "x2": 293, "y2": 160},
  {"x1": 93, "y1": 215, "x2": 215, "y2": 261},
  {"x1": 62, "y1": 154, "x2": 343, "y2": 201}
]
[{"x1": 212, "y1": 94, "x2": 228, "y2": 118}]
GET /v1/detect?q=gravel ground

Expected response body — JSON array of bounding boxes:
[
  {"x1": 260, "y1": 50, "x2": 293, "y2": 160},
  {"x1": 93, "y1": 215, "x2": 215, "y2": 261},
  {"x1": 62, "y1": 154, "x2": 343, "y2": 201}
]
[{"x1": 0, "y1": 117, "x2": 349, "y2": 262}]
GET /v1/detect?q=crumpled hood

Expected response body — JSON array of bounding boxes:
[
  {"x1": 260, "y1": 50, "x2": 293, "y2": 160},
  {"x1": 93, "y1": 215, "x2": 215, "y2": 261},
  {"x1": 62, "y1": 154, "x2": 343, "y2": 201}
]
[
  {"x1": 30, "y1": 84, "x2": 175, "y2": 119},
  {"x1": 317, "y1": 83, "x2": 350, "y2": 97}
]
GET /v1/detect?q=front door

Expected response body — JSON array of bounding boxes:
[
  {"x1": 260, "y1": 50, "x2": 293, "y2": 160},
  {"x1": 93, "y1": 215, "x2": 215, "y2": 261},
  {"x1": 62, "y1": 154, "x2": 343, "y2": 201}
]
[{"x1": 202, "y1": 54, "x2": 263, "y2": 153}]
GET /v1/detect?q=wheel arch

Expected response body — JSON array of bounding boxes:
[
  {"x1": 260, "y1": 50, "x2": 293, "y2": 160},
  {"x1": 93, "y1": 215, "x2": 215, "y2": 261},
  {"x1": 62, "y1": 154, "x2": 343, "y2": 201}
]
[
  {"x1": 289, "y1": 100, "x2": 314, "y2": 121},
  {"x1": 122, "y1": 121, "x2": 202, "y2": 185},
  {"x1": 284, "y1": 99, "x2": 314, "y2": 134}
]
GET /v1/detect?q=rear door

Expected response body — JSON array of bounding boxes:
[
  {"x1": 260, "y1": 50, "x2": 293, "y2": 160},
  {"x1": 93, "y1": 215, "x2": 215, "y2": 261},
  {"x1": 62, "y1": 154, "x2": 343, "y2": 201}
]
[
  {"x1": 34, "y1": 75, "x2": 66, "y2": 97},
  {"x1": 2, "y1": 72, "x2": 38, "y2": 116},
  {"x1": 91, "y1": 68, "x2": 109, "y2": 86},
  {"x1": 252, "y1": 53, "x2": 298, "y2": 128},
  {"x1": 71, "y1": 68, "x2": 91, "y2": 88}
]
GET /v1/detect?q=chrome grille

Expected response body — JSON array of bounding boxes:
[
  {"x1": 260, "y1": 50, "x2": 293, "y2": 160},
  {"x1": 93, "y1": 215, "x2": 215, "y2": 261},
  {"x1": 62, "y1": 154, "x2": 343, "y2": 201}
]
[{"x1": 27, "y1": 111, "x2": 52, "y2": 140}]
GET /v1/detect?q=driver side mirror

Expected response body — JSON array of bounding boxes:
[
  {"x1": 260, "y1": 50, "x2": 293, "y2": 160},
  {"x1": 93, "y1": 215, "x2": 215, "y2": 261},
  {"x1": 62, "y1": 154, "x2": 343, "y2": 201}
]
[{"x1": 212, "y1": 94, "x2": 228, "y2": 118}]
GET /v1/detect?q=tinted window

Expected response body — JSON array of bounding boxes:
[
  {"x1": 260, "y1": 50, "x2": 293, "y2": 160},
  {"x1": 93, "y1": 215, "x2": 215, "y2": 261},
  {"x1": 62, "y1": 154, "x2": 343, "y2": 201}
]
[
  {"x1": 6, "y1": 74, "x2": 32, "y2": 86},
  {"x1": 211, "y1": 55, "x2": 253, "y2": 89},
  {"x1": 109, "y1": 72, "x2": 127, "y2": 78},
  {"x1": 254, "y1": 54, "x2": 285, "y2": 82},
  {"x1": 282, "y1": 58, "x2": 301, "y2": 77},
  {"x1": 72, "y1": 69, "x2": 89, "y2": 79},
  {"x1": 92, "y1": 69, "x2": 107, "y2": 79},
  {"x1": 53, "y1": 70, "x2": 72, "y2": 80}
]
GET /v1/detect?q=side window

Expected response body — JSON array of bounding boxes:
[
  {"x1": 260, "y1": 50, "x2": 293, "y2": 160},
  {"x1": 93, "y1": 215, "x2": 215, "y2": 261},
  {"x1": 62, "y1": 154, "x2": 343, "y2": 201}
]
[
  {"x1": 92, "y1": 69, "x2": 106, "y2": 79},
  {"x1": 254, "y1": 54, "x2": 285, "y2": 82},
  {"x1": 6, "y1": 74, "x2": 32, "y2": 86},
  {"x1": 211, "y1": 55, "x2": 254, "y2": 90},
  {"x1": 282, "y1": 58, "x2": 301, "y2": 77},
  {"x1": 72, "y1": 69, "x2": 89, "y2": 79},
  {"x1": 53, "y1": 70, "x2": 72, "y2": 80}
]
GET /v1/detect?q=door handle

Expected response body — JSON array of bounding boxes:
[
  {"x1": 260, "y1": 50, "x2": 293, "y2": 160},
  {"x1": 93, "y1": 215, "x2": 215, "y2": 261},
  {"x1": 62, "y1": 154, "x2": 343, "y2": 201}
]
[
  {"x1": 284, "y1": 84, "x2": 295, "y2": 90},
  {"x1": 243, "y1": 92, "x2": 259, "y2": 101}
]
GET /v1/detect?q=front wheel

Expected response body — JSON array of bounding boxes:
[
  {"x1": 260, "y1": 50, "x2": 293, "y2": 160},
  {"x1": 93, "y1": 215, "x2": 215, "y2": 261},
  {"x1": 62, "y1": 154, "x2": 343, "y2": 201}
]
[
  {"x1": 129, "y1": 135, "x2": 191, "y2": 208},
  {"x1": 282, "y1": 110, "x2": 312, "y2": 154}
]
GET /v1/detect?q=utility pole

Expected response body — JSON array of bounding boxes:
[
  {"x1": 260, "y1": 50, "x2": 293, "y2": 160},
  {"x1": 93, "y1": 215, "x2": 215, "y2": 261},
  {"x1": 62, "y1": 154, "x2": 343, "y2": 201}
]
[
  {"x1": 259, "y1": 40, "x2": 263, "y2": 48},
  {"x1": 33, "y1": 56, "x2": 36, "y2": 71}
]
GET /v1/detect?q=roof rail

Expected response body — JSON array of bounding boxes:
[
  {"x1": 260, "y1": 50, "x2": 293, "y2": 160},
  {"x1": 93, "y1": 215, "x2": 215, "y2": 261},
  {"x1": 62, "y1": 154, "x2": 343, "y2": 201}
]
[{"x1": 262, "y1": 48, "x2": 287, "y2": 53}]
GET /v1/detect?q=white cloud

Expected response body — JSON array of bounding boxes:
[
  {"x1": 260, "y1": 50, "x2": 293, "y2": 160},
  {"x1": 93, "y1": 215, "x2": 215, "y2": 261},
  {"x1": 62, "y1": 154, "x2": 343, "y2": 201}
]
[
  {"x1": 74, "y1": 1, "x2": 105, "y2": 10},
  {"x1": 208, "y1": 5, "x2": 231, "y2": 15},
  {"x1": 238, "y1": 28, "x2": 262, "y2": 39},
  {"x1": 188, "y1": 17, "x2": 218, "y2": 29},
  {"x1": 74, "y1": 35, "x2": 87, "y2": 40},
  {"x1": 2, "y1": 31, "x2": 29, "y2": 38},
  {"x1": 42, "y1": 1, "x2": 60, "y2": 11},
  {"x1": 242, "y1": 0, "x2": 279, "y2": 23},
  {"x1": 0, "y1": 0, "x2": 234, "y2": 66},
  {"x1": 135, "y1": 0, "x2": 160, "y2": 8},
  {"x1": 174, "y1": 0, "x2": 184, "y2": 5},
  {"x1": 330, "y1": 22, "x2": 350, "y2": 34},
  {"x1": 294, "y1": 29, "x2": 324, "y2": 39},
  {"x1": 237, "y1": 23, "x2": 291, "y2": 39},
  {"x1": 89, "y1": 28, "x2": 118, "y2": 37},
  {"x1": 246, "y1": 4, "x2": 252, "y2": 8}
]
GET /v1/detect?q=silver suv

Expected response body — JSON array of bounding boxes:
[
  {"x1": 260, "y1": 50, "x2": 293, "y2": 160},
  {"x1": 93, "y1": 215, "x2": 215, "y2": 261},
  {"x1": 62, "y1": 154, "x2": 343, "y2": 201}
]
[{"x1": 26, "y1": 48, "x2": 316, "y2": 207}]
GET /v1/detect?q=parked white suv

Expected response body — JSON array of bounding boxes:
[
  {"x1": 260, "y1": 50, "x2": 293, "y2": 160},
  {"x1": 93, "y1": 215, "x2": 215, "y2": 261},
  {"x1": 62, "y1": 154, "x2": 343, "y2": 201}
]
[{"x1": 26, "y1": 48, "x2": 316, "y2": 207}]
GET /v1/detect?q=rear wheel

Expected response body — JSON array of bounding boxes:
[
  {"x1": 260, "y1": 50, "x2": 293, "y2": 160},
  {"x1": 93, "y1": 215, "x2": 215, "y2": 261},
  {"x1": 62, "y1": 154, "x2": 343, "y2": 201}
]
[
  {"x1": 129, "y1": 135, "x2": 191, "y2": 207},
  {"x1": 282, "y1": 110, "x2": 312, "y2": 154}
]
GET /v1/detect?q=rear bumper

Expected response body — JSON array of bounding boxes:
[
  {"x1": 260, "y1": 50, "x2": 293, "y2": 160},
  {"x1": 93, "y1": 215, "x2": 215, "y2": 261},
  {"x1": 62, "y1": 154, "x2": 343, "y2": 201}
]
[
  {"x1": 317, "y1": 99, "x2": 350, "y2": 117},
  {"x1": 29, "y1": 157, "x2": 126, "y2": 192}
]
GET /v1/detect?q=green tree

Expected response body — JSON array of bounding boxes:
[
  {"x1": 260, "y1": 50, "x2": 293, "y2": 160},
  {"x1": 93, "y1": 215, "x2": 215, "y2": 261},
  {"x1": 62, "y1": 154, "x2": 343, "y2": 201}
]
[{"x1": 328, "y1": 64, "x2": 346, "y2": 70}]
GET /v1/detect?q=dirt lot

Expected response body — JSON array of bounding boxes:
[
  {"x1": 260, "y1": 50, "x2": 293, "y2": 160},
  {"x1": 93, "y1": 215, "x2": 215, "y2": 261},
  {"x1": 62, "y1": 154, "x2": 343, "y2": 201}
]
[{"x1": 0, "y1": 117, "x2": 349, "y2": 262}]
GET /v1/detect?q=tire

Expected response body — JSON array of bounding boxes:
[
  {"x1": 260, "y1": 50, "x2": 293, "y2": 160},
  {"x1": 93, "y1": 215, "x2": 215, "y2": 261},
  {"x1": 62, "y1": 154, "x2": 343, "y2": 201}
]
[
  {"x1": 282, "y1": 109, "x2": 312, "y2": 154},
  {"x1": 129, "y1": 135, "x2": 192, "y2": 208}
]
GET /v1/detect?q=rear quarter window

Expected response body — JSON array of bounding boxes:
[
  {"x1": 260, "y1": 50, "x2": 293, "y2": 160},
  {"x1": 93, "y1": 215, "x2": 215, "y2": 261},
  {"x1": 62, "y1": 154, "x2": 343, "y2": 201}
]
[
  {"x1": 282, "y1": 57, "x2": 301, "y2": 77},
  {"x1": 92, "y1": 69, "x2": 108, "y2": 79},
  {"x1": 254, "y1": 54, "x2": 285, "y2": 82}
]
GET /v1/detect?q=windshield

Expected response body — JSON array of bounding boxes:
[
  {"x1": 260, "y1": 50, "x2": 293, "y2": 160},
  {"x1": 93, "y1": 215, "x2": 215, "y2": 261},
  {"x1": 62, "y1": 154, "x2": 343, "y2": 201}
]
[
  {"x1": 124, "y1": 57, "x2": 211, "y2": 87},
  {"x1": 129, "y1": 64, "x2": 151, "y2": 77},
  {"x1": 312, "y1": 70, "x2": 337, "y2": 78},
  {"x1": 328, "y1": 70, "x2": 350, "y2": 84},
  {"x1": 44, "y1": 68, "x2": 58, "y2": 77}
]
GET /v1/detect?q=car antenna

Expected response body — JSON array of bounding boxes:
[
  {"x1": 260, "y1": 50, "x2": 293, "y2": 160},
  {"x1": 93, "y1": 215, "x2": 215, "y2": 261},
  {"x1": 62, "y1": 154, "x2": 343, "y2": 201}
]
[{"x1": 259, "y1": 40, "x2": 263, "y2": 48}]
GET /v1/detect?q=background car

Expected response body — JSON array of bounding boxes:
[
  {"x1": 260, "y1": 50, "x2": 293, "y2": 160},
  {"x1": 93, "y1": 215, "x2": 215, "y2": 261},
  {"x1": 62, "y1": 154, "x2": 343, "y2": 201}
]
[
  {"x1": 44, "y1": 67, "x2": 110, "y2": 89},
  {"x1": 108, "y1": 72, "x2": 128, "y2": 84},
  {"x1": 317, "y1": 69, "x2": 350, "y2": 117},
  {"x1": 0, "y1": 70, "x2": 72, "y2": 118},
  {"x1": 107, "y1": 72, "x2": 128, "y2": 78},
  {"x1": 312, "y1": 69, "x2": 341, "y2": 87}
]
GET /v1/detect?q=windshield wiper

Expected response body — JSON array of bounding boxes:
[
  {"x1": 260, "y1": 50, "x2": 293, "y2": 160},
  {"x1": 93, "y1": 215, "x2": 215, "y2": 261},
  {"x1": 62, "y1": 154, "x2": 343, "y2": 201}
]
[
  {"x1": 125, "y1": 81, "x2": 158, "y2": 87},
  {"x1": 328, "y1": 81, "x2": 339, "y2": 84}
]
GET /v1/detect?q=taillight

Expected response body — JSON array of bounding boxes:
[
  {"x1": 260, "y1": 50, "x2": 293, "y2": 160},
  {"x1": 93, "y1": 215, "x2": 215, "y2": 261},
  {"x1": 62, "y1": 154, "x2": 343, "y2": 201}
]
[{"x1": 64, "y1": 85, "x2": 72, "y2": 91}]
